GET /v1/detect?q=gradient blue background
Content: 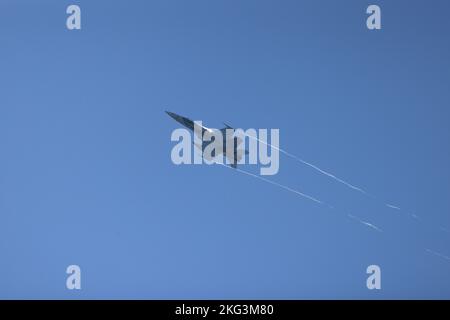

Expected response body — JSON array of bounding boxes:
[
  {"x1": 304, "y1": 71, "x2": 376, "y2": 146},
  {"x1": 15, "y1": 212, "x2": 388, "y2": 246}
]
[{"x1": 1, "y1": 0, "x2": 450, "y2": 299}]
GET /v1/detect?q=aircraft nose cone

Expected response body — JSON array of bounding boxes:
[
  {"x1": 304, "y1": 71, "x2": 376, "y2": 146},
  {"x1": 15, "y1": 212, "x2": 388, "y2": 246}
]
[
  {"x1": 166, "y1": 111, "x2": 187, "y2": 125},
  {"x1": 165, "y1": 110, "x2": 175, "y2": 118},
  {"x1": 166, "y1": 111, "x2": 180, "y2": 121}
]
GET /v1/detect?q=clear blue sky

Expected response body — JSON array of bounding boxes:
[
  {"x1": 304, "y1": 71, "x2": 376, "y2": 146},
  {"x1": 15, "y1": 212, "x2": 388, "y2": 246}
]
[{"x1": 1, "y1": 0, "x2": 450, "y2": 299}]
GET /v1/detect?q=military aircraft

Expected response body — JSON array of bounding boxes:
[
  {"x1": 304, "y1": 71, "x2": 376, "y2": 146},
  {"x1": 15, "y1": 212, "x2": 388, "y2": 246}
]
[{"x1": 166, "y1": 111, "x2": 247, "y2": 168}]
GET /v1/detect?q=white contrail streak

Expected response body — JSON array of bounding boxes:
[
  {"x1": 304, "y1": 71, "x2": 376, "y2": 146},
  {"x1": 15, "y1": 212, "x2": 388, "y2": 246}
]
[
  {"x1": 215, "y1": 162, "x2": 323, "y2": 205},
  {"x1": 220, "y1": 163, "x2": 384, "y2": 235},
  {"x1": 244, "y1": 133, "x2": 427, "y2": 218},
  {"x1": 212, "y1": 133, "x2": 450, "y2": 239},
  {"x1": 426, "y1": 249, "x2": 450, "y2": 262},
  {"x1": 244, "y1": 133, "x2": 370, "y2": 195},
  {"x1": 386, "y1": 204, "x2": 401, "y2": 210},
  {"x1": 217, "y1": 160, "x2": 450, "y2": 267},
  {"x1": 347, "y1": 214, "x2": 383, "y2": 233},
  {"x1": 182, "y1": 122, "x2": 450, "y2": 268}
]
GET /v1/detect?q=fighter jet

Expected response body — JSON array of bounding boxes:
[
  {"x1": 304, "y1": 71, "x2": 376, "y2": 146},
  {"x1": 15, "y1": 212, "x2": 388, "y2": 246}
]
[{"x1": 166, "y1": 111, "x2": 247, "y2": 168}]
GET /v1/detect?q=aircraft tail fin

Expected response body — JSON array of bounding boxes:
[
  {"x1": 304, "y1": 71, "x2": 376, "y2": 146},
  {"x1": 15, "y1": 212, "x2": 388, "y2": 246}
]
[{"x1": 223, "y1": 122, "x2": 233, "y2": 129}]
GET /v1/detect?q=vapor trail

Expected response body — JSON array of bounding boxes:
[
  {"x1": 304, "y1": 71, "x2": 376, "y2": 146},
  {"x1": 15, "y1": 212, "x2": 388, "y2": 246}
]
[
  {"x1": 219, "y1": 161, "x2": 384, "y2": 233},
  {"x1": 426, "y1": 249, "x2": 450, "y2": 262},
  {"x1": 215, "y1": 162, "x2": 323, "y2": 205},
  {"x1": 218, "y1": 131, "x2": 450, "y2": 237},
  {"x1": 386, "y1": 204, "x2": 401, "y2": 210},
  {"x1": 244, "y1": 133, "x2": 413, "y2": 215},
  {"x1": 220, "y1": 157, "x2": 449, "y2": 264},
  {"x1": 244, "y1": 133, "x2": 370, "y2": 195},
  {"x1": 347, "y1": 214, "x2": 383, "y2": 233},
  {"x1": 218, "y1": 161, "x2": 450, "y2": 267}
]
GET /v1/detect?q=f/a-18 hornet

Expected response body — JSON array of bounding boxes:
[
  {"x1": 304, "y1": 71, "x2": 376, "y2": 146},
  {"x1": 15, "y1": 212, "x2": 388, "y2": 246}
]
[{"x1": 166, "y1": 111, "x2": 248, "y2": 168}]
